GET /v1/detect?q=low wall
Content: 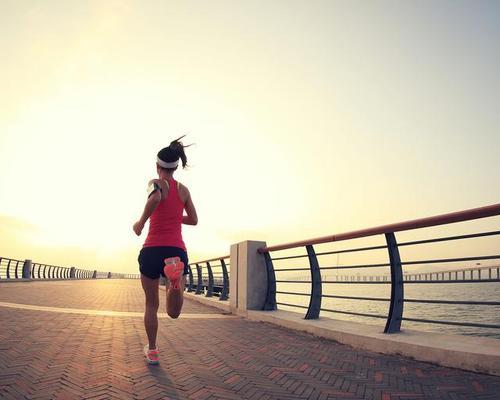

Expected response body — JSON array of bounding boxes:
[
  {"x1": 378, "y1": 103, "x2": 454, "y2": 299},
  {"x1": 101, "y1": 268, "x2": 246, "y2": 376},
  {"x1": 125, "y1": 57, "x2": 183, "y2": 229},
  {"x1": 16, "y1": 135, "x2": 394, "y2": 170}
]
[{"x1": 183, "y1": 291, "x2": 231, "y2": 313}]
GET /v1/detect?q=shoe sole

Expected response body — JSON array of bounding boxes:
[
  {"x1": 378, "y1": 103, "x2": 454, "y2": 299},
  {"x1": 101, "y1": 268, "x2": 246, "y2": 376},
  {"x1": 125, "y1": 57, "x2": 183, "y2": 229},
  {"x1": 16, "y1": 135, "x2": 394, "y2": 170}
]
[{"x1": 164, "y1": 257, "x2": 184, "y2": 289}]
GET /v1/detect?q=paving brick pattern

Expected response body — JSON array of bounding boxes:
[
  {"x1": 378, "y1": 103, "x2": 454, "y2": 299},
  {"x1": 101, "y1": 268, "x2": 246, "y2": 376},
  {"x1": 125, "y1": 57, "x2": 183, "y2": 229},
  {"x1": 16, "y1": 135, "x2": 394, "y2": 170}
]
[
  {"x1": 0, "y1": 279, "x2": 218, "y2": 314},
  {"x1": 1, "y1": 280, "x2": 499, "y2": 399}
]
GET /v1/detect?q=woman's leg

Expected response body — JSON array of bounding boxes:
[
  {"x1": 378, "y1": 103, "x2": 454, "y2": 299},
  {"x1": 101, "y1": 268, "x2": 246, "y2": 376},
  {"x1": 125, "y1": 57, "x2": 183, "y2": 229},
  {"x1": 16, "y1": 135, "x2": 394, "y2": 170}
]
[
  {"x1": 166, "y1": 275, "x2": 186, "y2": 319},
  {"x1": 140, "y1": 273, "x2": 160, "y2": 349}
]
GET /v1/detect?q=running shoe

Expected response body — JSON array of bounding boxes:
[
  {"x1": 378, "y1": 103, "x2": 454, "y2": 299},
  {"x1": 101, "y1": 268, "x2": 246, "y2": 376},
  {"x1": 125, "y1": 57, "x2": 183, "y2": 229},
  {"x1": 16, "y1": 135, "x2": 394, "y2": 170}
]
[
  {"x1": 143, "y1": 344, "x2": 159, "y2": 365},
  {"x1": 164, "y1": 257, "x2": 184, "y2": 290}
]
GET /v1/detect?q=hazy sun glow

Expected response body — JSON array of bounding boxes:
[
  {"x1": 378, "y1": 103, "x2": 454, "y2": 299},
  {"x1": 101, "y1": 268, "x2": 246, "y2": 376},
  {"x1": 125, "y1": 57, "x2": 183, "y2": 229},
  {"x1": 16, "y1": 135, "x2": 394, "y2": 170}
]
[{"x1": 1, "y1": 1, "x2": 499, "y2": 273}]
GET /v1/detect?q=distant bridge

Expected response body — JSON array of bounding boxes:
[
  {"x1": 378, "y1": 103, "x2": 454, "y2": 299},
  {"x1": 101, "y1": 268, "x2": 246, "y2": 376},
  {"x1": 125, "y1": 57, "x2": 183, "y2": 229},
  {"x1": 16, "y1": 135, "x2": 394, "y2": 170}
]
[{"x1": 290, "y1": 265, "x2": 500, "y2": 283}]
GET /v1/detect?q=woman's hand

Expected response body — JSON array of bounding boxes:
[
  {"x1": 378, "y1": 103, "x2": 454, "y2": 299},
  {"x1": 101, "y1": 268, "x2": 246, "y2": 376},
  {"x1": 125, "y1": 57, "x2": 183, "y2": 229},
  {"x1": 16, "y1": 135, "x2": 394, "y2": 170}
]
[
  {"x1": 133, "y1": 220, "x2": 145, "y2": 236},
  {"x1": 134, "y1": 182, "x2": 162, "y2": 237}
]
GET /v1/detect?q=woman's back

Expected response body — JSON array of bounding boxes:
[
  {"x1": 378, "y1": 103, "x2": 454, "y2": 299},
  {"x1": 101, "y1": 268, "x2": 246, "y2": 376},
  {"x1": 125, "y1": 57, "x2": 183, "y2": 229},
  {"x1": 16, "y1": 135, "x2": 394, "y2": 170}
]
[{"x1": 144, "y1": 178, "x2": 186, "y2": 250}]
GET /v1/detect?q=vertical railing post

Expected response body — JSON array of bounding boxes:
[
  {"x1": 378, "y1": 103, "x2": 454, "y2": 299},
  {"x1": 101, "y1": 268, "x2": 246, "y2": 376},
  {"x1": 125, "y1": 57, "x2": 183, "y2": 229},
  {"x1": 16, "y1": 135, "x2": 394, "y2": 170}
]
[
  {"x1": 220, "y1": 258, "x2": 229, "y2": 301},
  {"x1": 195, "y1": 264, "x2": 203, "y2": 294},
  {"x1": 262, "y1": 252, "x2": 277, "y2": 310},
  {"x1": 305, "y1": 245, "x2": 322, "y2": 320},
  {"x1": 384, "y1": 232, "x2": 404, "y2": 333},
  {"x1": 92, "y1": 270, "x2": 97, "y2": 279},
  {"x1": 187, "y1": 264, "x2": 194, "y2": 292},
  {"x1": 6, "y1": 259, "x2": 11, "y2": 279},
  {"x1": 22, "y1": 259, "x2": 32, "y2": 279},
  {"x1": 206, "y1": 262, "x2": 214, "y2": 297},
  {"x1": 15, "y1": 261, "x2": 20, "y2": 279}
]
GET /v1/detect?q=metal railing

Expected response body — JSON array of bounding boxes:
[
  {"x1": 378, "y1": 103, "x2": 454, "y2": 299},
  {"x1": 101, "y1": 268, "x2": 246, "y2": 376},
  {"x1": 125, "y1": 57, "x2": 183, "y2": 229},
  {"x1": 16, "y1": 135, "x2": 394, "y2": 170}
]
[
  {"x1": 0, "y1": 257, "x2": 27, "y2": 279},
  {"x1": 31, "y1": 262, "x2": 72, "y2": 279},
  {"x1": 257, "y1": 203, "x2": 500, "y2": 333},
  {"x1": 0, "y1": 256, "x2": 140, "y2": 280},
  {"x1": 186, "y1": 255, "x2": 230, "y2": 301},
  {"x1": 108, "y1": 272, "x2": 140, "y2": 279}
]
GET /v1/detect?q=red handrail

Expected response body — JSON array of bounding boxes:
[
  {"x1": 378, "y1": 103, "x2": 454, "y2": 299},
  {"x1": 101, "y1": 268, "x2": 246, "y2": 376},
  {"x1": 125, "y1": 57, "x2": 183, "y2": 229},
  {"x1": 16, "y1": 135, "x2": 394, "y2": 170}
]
[{"x1": 258, "y1": 203, "x2": 500, "y2": 253}]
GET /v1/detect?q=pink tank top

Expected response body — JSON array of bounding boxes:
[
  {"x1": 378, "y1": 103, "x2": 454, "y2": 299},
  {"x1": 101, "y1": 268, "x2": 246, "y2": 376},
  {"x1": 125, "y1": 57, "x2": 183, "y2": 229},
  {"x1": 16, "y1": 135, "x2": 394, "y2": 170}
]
[{"x1": 143, "y1": 178, "x2": 186, "y2": 250}]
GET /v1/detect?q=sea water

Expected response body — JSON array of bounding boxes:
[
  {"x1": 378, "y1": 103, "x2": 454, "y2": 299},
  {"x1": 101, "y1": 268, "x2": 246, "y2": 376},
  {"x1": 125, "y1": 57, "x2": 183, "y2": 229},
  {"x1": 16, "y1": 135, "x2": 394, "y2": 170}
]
[{"x1": 276, "y1": 281, "x2": 500, "y2": 338}]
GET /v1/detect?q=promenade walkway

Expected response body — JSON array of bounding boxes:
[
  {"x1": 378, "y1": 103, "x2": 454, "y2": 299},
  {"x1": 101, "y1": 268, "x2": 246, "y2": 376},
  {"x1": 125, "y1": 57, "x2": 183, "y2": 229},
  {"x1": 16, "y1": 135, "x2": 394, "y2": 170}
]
[{"x1": 0, "y1": 280, "x2": 498, "y2": 400}]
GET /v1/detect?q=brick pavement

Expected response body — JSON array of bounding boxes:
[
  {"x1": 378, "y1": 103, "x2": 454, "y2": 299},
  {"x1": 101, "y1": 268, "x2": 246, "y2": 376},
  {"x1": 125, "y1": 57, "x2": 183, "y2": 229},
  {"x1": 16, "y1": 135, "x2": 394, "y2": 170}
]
[
  {"x1": 0, "y1": 280, "x2": 217, "y2": 314},
  {"x1": 0, "y1": 280, "x2": 499, "y2": 399}
]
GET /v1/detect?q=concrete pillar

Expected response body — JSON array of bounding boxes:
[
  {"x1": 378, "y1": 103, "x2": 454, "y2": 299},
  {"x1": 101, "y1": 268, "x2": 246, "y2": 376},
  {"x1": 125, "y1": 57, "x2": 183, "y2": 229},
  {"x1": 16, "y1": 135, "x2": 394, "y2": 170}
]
[
  {"x1": 229, "y1": 240, "x2": 268, "y2": 315},
  {"x1": 22, "y1": 259, "x2": 32, "y2": 279},
  {"x1": 70, "y1": 267, "x2": 76, "y2": 279}
]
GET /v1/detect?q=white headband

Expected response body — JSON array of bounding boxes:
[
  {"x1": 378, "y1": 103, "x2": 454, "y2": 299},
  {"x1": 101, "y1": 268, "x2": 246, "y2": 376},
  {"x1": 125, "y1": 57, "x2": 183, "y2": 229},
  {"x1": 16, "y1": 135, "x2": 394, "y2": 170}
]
[{"x1": 157, "y1": 156, "x2": 179, "y2": 168}]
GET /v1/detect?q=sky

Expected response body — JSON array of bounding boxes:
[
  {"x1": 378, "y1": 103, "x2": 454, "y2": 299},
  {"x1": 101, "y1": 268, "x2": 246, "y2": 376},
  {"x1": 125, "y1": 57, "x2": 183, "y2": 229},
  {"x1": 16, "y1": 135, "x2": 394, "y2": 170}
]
[{"x1": 1, "y1": 0, "x2": 499, "y2": 275}]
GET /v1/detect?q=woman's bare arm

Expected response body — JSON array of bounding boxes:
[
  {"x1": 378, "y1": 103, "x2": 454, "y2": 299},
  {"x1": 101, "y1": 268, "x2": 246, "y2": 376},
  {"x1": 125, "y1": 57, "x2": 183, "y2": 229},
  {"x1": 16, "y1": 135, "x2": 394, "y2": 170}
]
[
  {"x1": 133, "y1": 179, "x2": 168, "y2": 236},
  {"x1": 133, "y1": 191, "x2": 161, "y2": 235},
  {"x1": 182, "y1": 187, "x2": 198, "y2": 225}
]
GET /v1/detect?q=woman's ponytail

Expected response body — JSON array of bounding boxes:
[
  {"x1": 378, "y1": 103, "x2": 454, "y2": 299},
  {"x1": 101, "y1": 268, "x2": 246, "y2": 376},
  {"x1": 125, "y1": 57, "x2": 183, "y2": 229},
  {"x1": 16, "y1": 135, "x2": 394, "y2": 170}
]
[
  {"x1": 169, "y1": 135, "x2": 188, "y2": 168},
  {"x1": 157, "y1": 135, "x2": 192, "y2": 170}
]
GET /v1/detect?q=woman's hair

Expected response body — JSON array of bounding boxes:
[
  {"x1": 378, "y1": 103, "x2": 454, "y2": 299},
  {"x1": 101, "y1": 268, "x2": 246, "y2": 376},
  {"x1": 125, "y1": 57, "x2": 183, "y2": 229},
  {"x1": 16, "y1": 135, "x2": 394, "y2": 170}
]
[{"x1": 157, "y1": 135, "x2": 191, "y2": 171}]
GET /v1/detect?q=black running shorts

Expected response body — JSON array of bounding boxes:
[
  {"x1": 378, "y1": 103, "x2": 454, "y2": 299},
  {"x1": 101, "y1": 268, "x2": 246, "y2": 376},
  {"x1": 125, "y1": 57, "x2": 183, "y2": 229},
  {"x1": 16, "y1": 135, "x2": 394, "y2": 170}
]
[{"x1": 138, "y1": 246, "x2": 189, "y2": 280}]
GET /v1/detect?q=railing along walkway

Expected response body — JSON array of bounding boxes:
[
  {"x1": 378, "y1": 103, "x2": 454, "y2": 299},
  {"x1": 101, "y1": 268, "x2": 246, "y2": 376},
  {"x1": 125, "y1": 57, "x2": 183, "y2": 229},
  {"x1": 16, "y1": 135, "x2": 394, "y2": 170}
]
[
  {"x1": 259, "y1": 203, "x2": 500, "y2": 333},
  {"x1": 0, "y1": 256, "x2": 140, "y2": 280}
]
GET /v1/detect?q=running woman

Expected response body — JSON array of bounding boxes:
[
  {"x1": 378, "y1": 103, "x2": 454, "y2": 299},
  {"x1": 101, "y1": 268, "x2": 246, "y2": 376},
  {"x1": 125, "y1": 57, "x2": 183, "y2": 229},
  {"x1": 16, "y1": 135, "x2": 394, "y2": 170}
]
[{"x1": 133, "y1": 136, "x2": 198, "y2": 365}]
